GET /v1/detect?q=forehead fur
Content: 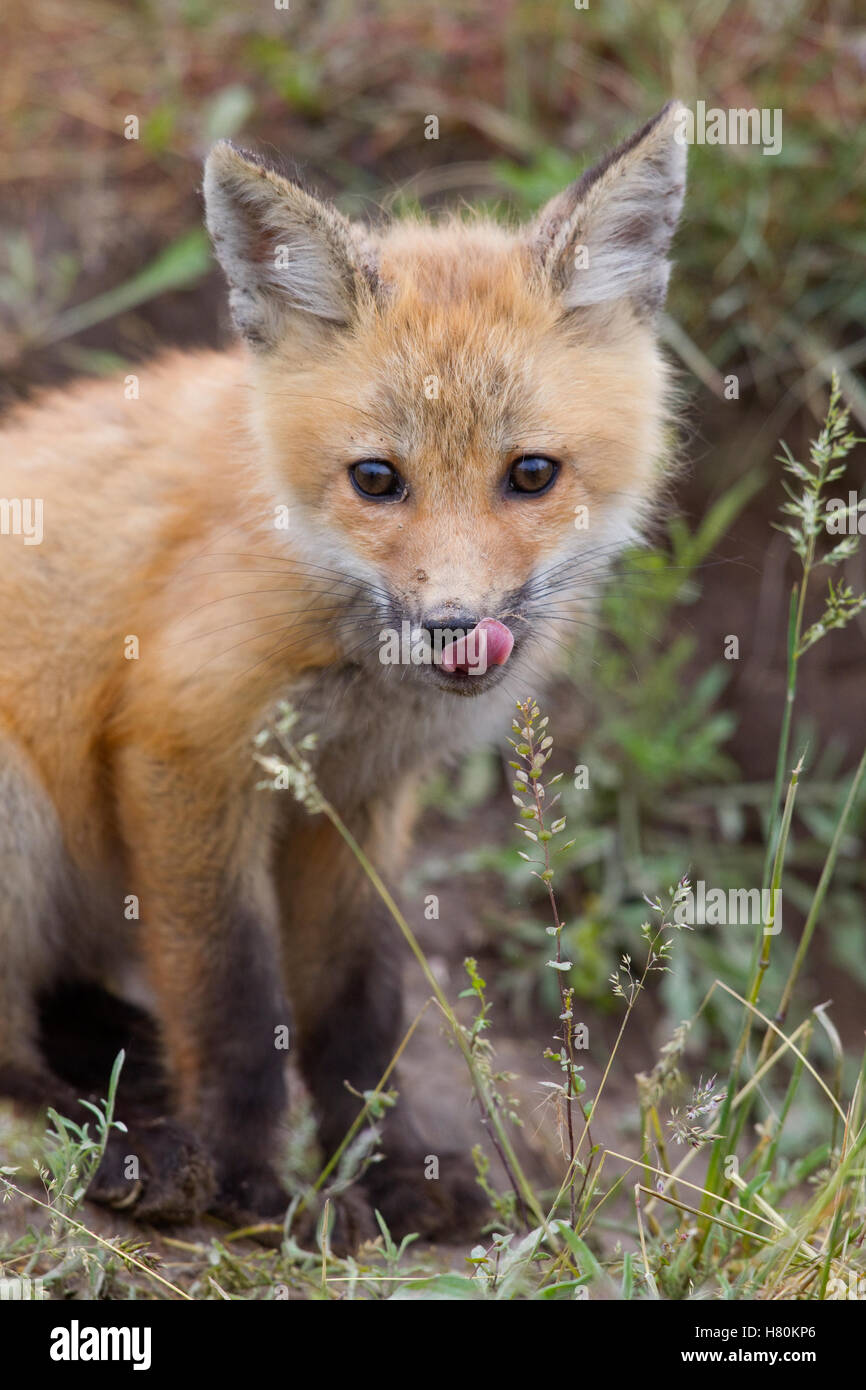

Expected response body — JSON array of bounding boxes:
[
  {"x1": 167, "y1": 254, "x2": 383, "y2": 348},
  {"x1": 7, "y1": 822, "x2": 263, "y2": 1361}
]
[
  {"x1": 255, "y1": 213, "x2": 667, "y2": 507},
  {"x1": 375, "y1": 218, "x2": 533, "y2": 309},
  {"x1": 347, "y1": 219, "x2": 563, "y2": 452}
]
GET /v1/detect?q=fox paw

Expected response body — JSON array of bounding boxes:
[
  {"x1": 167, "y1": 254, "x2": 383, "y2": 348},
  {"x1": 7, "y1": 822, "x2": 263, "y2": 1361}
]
[
  {"x1": 87, "y1": 1116, "x2": 217, "y2": 1223},
  {"x1": 287, "y1": 1184, "x2": 378, "y2": 1255},
  {"x1": 209, "y1": 1164, "x2": 289, "y2": 1239},
  {"x1": 364, "y1": 1149, "x2": 488, "y2": 1241}
]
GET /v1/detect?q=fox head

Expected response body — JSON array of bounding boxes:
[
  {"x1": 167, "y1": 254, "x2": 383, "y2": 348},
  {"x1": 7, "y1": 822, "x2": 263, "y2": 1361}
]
[{"x1": 203, "y1": 103, "x2": 686, "y2": 697}]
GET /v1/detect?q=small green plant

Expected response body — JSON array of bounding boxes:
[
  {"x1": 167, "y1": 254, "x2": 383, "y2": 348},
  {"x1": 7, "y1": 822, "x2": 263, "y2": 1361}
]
[
  {"x1": 765, "y1": 372, "x2": 866, "y2": 886},
  {"x1": 0, "y1": 1053, "x2": 191, "y2": 1300},
  {"x1": 507, "y1": 696, "x2": 588, "y2": 1225},
  {"x1": 40, "y1": 1050, "x2": 126, "y2": 1211}
]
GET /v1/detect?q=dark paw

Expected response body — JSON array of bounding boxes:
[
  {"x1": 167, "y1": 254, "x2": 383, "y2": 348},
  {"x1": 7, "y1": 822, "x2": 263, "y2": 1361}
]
[
  {"x1": 316, "y1": 1184, "x2": 378, "y2": 1255},
  {"x1": 365, "y1": 1150, "x2": 488, "y2": 1240},
  {"x1": 283, "y1": 1182, "x2": 378, "y2": 1256},
  {"x1": 87, "y1": 1116, "x2": 217, "y2": 1224},
  {"x1": 209, "y1": 1164, "x2": 289, "y2": 1237}
]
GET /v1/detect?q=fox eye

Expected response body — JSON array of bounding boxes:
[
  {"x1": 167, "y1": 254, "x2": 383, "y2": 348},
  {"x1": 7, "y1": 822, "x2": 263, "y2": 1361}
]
[
  {"x1": 349, "y1": 459, "x2": 405, "y2": 499},
  {"x1": 507, "y1": 454, "x2": 559, "y2": 495}
]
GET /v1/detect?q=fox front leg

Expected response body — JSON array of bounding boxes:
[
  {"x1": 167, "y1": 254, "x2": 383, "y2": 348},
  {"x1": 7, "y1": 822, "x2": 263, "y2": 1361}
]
[
  {"x1": 106, "y1": 746, "x2": 291, "y2": 1224},
  {"x1": 275, "y1": 813, "x2": 487, "y2": 1239}
]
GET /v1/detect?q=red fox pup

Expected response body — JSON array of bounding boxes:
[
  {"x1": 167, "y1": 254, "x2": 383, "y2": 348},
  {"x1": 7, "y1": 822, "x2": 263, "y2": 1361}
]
[{"x1": 0, "y1": 103, "x2": 685, "y2": 1234}]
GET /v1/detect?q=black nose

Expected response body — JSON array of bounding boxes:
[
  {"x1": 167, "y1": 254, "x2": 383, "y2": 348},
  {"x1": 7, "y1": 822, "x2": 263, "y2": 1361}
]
[{"x1": 422, "y1": 614, "x2": 479, "y2": 641}]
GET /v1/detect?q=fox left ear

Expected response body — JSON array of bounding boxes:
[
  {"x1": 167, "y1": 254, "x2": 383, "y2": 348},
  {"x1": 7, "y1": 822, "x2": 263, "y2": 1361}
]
[
  {"x1": 528, "y1": 101, "x2": 687, "y2": 321},
  {"x1": 203, "y1": 142, "x2": 379, "y2": 349}
]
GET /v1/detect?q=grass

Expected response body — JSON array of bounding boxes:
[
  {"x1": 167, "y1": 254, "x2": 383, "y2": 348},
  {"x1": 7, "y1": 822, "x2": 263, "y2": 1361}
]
[{"x1": 1, "y1": 382, "x2": 864, "y2": 1300}]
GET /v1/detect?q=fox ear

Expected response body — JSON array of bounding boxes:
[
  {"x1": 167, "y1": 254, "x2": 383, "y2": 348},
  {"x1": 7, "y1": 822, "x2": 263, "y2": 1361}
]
[
  {"x1": 203, "y1": 142, "x2": 378, "y2": 348},
  {"x1": 528, "y1": 101, "x2": 687, "y2": 320}
]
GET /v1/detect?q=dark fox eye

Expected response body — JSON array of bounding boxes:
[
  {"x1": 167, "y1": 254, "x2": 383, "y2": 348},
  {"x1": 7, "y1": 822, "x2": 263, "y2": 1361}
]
[
  {"x1": 349, "y1": 459, "x2": 405, "y2": 499},
  {"x1": 507, "y1": 455, "x2": 559, "y2": 495}
]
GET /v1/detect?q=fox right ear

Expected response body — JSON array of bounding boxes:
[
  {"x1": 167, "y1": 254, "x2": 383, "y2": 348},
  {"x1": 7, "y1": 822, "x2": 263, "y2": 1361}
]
[
  {"x1": 528, "y1": 102, "x2": 687, "y2": 322},
  {"x1": 203, "y1": 143, "x2": 378, "y2": 349}
]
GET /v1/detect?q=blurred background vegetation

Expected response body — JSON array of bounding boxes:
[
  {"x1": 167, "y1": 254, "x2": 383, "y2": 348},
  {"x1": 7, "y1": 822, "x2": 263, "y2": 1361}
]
[{"x1": 2, "y1": 0, "x2": 865, "y2": 1156}]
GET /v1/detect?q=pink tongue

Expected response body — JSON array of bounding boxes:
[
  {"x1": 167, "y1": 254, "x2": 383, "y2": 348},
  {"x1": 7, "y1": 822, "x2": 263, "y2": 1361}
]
[{"x1": 439, "y1": 618, "x2": 514, "y2": 675}]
